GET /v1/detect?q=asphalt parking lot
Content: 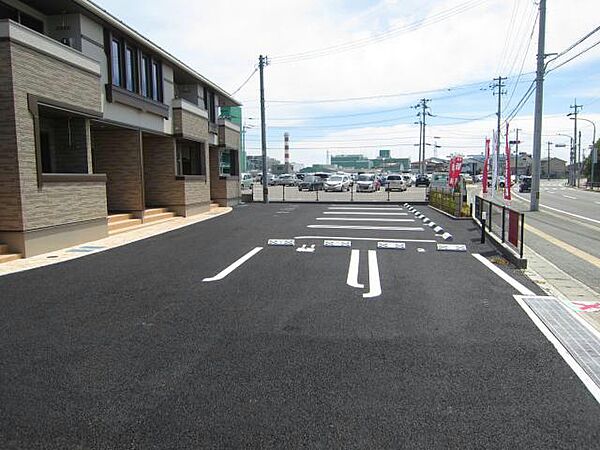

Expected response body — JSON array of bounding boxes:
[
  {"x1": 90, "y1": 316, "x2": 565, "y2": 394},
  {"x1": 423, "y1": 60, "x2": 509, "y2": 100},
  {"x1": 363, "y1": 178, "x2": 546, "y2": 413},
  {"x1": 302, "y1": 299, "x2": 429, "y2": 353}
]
[{"x1": 1, "y1": 203, "x2": 599, "y2": 448}]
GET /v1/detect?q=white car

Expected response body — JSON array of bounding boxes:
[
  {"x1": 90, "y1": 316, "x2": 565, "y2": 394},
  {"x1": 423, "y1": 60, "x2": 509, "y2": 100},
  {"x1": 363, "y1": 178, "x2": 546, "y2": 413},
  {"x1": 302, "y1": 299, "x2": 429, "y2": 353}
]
[
  {"x1": 324, "y1": 175, "x2": 351, "y2": 192},
  {"x1": 240, "y1": 173, "x2": 254, "y2": 190},
  {"x1": 356, "y1": 174, "x2": 379, "y2": 192},
  {"x1": 402, "y1": 174, "x2": 413, "y2": 187},
  {"x1": 385, "y1": 174, "x2": 407, "y2": 192}
]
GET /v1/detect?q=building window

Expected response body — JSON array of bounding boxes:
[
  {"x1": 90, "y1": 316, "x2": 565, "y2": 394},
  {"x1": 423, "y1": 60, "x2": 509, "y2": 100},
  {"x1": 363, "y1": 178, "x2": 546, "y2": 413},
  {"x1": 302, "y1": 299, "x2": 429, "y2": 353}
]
[
  {"x1": 208, "y1": 91, "x2": 216, "y2": 123},
  {"x1": 151, "y1": 61, "x2": 160, "y2": 101},
  {"x1": 219, "y1": 150, "x2": 231, "y2": 176},
  {"x1": 0, "y1": 1, "x2": 44, "y2": 33},
  {"x1": 39, "y1": 108, "x2": 89, "y2": 174},
  {"x1": 111, "y1": 39, "x2": 121, "y2": 87},
  {"x1": 125, "y1": 47, "x2": 136, "y2": 92},
  {"x1": 140, "y1": 55, "x2": 149, "y2": 97},
  {"x1": 176, "y1": 141, "x2": 204, "y2": 176}
]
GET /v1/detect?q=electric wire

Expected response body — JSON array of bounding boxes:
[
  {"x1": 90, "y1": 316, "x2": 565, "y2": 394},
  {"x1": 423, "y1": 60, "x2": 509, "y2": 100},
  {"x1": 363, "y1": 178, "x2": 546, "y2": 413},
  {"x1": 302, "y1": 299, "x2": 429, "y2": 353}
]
[{"x1": 230, "y1": 67, "x2": 258, "y2": 96}]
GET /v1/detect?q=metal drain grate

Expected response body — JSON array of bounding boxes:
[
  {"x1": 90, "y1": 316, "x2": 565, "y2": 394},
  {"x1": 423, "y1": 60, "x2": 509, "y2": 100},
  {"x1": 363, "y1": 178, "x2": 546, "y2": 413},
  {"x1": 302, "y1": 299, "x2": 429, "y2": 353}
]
[{"x1": 522, "y1": 296, "x2": 600, "y2": 387}]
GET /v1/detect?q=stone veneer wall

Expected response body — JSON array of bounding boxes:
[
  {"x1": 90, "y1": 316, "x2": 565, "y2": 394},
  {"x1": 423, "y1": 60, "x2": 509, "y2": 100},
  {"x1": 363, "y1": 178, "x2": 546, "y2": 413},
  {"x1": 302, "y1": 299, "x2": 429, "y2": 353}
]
[
  {"x1": 173, "y1": 109, "x2": 209, "y2": 142},
  {"x1": 92, "y1": 129, "x2": 144, "y2": 212},
  {"x1": 218, "y1": 124, "x2": 240, "y2": 150},
  {"x1": 0, "y1": 41, "x2": 23, "y2": 231},
  {"x1": 10, "y1": 40, "x2": 106, "y2": 231}
]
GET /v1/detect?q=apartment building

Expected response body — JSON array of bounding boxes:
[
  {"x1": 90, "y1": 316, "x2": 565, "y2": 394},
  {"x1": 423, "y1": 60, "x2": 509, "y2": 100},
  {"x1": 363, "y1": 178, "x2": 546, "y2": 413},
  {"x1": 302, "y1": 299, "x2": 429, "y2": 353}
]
[{"x1": 0, "y1": 0, "x2": 242, "y2": 259}]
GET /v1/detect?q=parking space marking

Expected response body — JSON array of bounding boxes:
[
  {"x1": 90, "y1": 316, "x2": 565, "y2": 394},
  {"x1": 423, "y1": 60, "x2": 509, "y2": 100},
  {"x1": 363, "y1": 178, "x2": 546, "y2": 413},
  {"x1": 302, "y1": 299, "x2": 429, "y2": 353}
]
[
  {"x1": 363, "y1": 250, "x2": 382, "y2": 299},
  {"x1": 327, "y1": 207, "x2": 404, "y2": 211},
  {"x1": 308, "y1": 225, "x2": 424, "y2": 231},
  {"x1": 563, "y1": 195, "x2": 577, "y2": 200},
  {"x1": 268, "y1": 239, "x2": 296, "y2": 246},
  {"x1": 346, "y1": 249, "x2": 364, "y2": 289},
  {"x1": 377, "y1": 242, "x2": 406, "y2": 250},
  {"x1": 316, "y1": 217, "x2": 415, "y2": 222},
  {"x1": 203, "y1": 247, "x2": 263, "y2": 282},
  {"x1": 295, "y1": 235, "x2": 437, "y2": 243},
  {"x1": 322, "y1": 212, "x2": 409, "y2": 216},
  {"x1": 472, "y1": 253, "x2": 535, "y2": 296},
  {"x1": 324, "y1": 240, "x2": 352, "y2": 247}
]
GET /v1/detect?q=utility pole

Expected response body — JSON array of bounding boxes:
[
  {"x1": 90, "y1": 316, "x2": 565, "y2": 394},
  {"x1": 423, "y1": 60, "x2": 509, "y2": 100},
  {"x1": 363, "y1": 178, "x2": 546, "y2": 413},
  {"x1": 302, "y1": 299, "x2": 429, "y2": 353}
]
[
  {"x1": 514, "y1": 128, "x2": 521, "y2": 178},
  {"x1": 490, "y1": 77, "x2": 506, "y2": 194},
  {"x1": 547, "y1": 141, "x2": 553, "y2": 180},
  {"x1": 415, "y1": 99, "x2": 431, "y2": 174},
  {"x1": 530, "y1": 0, "x2": 546, "y2": 211},
  {"x1": 568, "y1": 100, "x2": 583, "y2": 187},
  {"x1": 578, "y1": 130, "x2": 582, "y2": 187},
  {"x1": 258, "y1": 55, "x2": 269, "y2": 203}
]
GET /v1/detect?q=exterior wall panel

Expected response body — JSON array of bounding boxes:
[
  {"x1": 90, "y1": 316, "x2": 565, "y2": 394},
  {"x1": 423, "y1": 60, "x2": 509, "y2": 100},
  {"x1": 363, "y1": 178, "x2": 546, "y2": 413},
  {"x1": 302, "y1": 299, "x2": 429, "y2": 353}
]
[
  {"x1": 92, "y1": 129, "x2": 144, "y2": 212},
  {"x1": 0, "y1": 41, "x2": 23, "y2": 231},
  {"x1": 10, "y1": 40, "x2": 105, "y2": 231}
]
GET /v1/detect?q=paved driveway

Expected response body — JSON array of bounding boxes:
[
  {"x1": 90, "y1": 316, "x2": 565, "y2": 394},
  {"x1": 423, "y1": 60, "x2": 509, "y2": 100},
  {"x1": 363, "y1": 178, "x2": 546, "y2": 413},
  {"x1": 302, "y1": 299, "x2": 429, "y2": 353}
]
[{"x1": 1, "y1": 203, "x2": 599, "y2": 448}]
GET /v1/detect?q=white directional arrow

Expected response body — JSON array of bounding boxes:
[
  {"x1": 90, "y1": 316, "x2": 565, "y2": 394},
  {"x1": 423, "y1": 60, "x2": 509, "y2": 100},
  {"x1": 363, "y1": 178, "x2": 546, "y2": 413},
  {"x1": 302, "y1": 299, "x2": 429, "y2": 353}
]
[{"x1": 296, "y1": 244, "x2": 316, "y2": 253}]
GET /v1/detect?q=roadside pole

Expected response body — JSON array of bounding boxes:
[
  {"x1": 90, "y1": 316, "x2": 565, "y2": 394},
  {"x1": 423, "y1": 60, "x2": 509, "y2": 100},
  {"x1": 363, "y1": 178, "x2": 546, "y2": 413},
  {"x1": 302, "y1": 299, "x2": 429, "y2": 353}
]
[
  {"x1": 530, "y1": 0, "x2": 546, "y2": 211},
  {"x1": 259, "y1": 55, "x2": 269, "y2": 203}
]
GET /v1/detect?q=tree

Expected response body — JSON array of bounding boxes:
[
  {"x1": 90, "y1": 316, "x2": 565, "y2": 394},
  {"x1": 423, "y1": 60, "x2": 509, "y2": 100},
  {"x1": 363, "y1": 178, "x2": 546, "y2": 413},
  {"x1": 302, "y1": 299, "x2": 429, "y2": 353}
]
[{"x1": 582, "y1": 140, "x2": 600, "y2": 180}]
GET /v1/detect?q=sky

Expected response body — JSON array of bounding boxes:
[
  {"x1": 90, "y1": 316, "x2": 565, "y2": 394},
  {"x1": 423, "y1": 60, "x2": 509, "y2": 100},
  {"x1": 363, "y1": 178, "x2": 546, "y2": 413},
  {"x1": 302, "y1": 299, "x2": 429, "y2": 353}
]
[{"x1": 95, "y1": 0, "x2": 600, "y2": 166}]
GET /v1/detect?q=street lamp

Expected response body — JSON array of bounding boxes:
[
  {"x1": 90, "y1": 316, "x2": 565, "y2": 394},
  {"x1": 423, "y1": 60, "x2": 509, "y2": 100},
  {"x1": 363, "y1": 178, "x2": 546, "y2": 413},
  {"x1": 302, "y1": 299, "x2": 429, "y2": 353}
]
[
  {"x1": 578, "y1": 117, "x2": 596, "y2": 186},
  {"x1": 557, "y1": 133, "x2": 574, "y2": 185},
  {"x1": 546, "y1": 141, "x2": 553, "y2": 181}
]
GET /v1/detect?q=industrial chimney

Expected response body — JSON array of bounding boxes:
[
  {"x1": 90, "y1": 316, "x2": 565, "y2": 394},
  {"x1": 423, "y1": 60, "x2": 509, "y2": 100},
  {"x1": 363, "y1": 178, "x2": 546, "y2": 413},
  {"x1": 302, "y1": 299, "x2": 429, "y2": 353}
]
[{"x1": 284, "y1": 132, "x2": 290, "y2": 173}]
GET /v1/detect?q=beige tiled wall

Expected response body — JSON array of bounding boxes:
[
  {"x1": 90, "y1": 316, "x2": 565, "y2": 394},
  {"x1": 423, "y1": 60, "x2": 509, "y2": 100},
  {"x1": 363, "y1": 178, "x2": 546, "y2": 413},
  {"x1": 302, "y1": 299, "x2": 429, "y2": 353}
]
[
  {"x1": 10, "y1": 41, "x2": 106, "y2": 231},
  {"x1": 0, "y1": 42, "x2": 23, "y2": 231}
]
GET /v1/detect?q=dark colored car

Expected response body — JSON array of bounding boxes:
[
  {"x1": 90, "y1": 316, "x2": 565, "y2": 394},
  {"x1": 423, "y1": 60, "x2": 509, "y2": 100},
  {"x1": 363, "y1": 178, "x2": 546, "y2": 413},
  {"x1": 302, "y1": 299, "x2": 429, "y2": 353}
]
[
  {"x1": 518, "y1": 176, "x2": 532, "y2": 193},
  {"x1": 414, "y1": 174, "x2": 430, "y2": 187},
  {"x1": 298, "y1": 175, "x2": 324, "y2": 191}
]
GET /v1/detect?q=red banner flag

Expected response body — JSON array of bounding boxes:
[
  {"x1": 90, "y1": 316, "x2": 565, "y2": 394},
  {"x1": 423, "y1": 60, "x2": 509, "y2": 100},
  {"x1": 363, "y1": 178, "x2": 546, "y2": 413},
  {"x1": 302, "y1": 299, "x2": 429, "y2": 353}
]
[
  {"x1": 448, "y1": 155, "x2": 463, "y2": 188},
  {"x1": 504, "y1": 123, "x2": 511, "y2": 201},
  {"x1": 483, "y1": 138, "x2": 490, "y2": 194}
]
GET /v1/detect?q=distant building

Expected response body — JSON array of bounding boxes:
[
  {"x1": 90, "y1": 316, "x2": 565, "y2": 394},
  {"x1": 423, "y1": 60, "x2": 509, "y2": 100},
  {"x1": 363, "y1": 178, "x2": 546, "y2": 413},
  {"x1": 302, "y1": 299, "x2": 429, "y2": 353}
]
[
  {"x1": 246, "y1": 155, "x2": 280, "y2": 173},
  {"x1": 379, "y1": 149, "x2": 391, "y2": 159},
  {"x1": 541, "y1": 157, "x2": 567, "y2": 179},
  {"x1": 371, "y1": 157, "x2": 411, "y2": 172},
  {"x1": 411, "y1": 157, "x2": 449, "y2": 173},
  {"x1": 331, "y1": 154, "x2": 372, "y2": 170}
]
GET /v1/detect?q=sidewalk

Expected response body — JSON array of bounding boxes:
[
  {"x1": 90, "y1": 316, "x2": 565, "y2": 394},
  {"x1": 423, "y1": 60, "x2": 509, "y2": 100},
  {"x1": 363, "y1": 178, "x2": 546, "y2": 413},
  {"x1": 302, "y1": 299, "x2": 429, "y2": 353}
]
[{"x1": 0, "y1": 206, "x2": 232, "y2": 277}]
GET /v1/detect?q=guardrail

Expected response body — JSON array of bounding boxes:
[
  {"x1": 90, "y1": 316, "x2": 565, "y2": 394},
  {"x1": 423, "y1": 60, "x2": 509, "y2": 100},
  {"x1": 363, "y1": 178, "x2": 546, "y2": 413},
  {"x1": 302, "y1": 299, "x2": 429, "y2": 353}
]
[{"x1": 474, "y1": 195, "x2": 525, "y2": 259}]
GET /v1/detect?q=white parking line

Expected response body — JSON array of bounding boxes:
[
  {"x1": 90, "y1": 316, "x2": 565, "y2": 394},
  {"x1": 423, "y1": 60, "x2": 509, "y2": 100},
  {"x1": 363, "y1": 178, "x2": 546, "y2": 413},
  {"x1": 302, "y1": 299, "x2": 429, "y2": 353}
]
[
  {"x1": 327, "y1": 207, "x2": 404, "y2": 211},
  {"x1": 346, "y1": 249, "x2": 364, "y2": 289},
  {"x1": 322, "y1": 211, "x2": 409, "y2": 216},
  {"x1": 363, "y1": 250, "x2": 382, "y2": 299},
  {"x1": 563, "y1": 195, "x2": 577, "y2": 200},
  {"x1": 203, "y1": 247, "x2": 263, "y2": 282},
  {"x1": 472, "y1": 253, "x2": 535, "y2": 295},
  {"x1": 316, "y1": 217, "x2": 415, "y2": 222},
  {"x1": 308, "y1": 225, "x2": 424, "y2": 231},
  {"x1": 295, "y1": 236, "x2": 437, "y2": 243}
]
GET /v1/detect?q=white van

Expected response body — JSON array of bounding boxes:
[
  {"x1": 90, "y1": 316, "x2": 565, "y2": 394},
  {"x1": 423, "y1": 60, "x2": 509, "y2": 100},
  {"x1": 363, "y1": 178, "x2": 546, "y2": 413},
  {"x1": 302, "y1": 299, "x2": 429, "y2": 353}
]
[{"x1": 240, "y1": 173, "x2": 254, "y2": 190}]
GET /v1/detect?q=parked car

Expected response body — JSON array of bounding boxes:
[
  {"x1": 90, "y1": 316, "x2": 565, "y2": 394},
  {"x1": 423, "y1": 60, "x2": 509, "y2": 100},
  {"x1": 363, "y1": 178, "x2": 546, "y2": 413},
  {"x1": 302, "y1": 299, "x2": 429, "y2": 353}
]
[
  {"x1": 414, "y1": 174, "x2": 430, "y2": 187},
  {"x1": 461, "y1": 174, "x2": 473, "y2": 184},
  {"x1": 385, "y1": 174, "x2": 407, "y2": 192},
  {"x1": 356, "y1": 174, "x2": 380, "y2": 192},
  {"x1": 275, "y1": 174, "x2": 297, "y2": 186},
  {"x1": 295, "y1": 173, "x2": 306, "y2": 181},
  {"x1": 240, "y1": 173, "x2": 254, "y2": 190},
  {"x1": 324, "y1": 174, "x2": 351, "y2": 192},
  {"x1": 402, "y1": 174, "x2": 413, "y2": 187},
  {"x1": 519, "y1": 176, "x2": 532, "y2": 192},
  {"x1": 298, "y1": 175, "x2": 324, "y2": 191}
]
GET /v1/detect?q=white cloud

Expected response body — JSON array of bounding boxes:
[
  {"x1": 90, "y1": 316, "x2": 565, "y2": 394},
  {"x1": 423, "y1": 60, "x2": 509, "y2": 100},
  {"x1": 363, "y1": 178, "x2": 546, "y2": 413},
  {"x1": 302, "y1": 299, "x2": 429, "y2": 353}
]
[{"x1": 97, "y1": 0, "x2": 600, "y2": 166}]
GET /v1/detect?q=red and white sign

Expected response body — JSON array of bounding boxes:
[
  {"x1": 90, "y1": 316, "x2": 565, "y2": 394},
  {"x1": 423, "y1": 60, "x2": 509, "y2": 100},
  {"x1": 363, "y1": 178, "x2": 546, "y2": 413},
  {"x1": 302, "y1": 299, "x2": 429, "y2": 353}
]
[
  {"x1": 448, "y1": 155, "x2": 463, "y2": 188},
  {"x1": 504, "y1": 123, "x2": 512, "y2": 201},
  {"x1": 483, "y1": 138, "x2": 490, "y2": 194}
]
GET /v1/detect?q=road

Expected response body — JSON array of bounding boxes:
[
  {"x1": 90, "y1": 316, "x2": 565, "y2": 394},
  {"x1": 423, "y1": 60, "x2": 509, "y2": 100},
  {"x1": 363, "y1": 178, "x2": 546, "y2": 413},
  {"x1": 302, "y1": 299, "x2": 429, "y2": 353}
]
[
  {"x1": 508, "y1": 180, "x2": 600, "y2": 294},
  {"x1": 1, "y1": 203, "x2": 599, "y2": 448}
]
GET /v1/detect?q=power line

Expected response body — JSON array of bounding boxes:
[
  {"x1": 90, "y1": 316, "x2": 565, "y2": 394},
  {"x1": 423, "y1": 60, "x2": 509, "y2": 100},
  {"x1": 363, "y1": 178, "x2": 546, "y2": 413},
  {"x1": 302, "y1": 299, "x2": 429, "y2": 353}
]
[
  {"x1": 230, "y1": 67, "x2": 257, "y2": 96},
  {"x1": 547, "y1": 39, "x2": 600, "y2": 74},
  {"x1": 269, "y1": 0, "x2": 491, "y2": 64}
]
